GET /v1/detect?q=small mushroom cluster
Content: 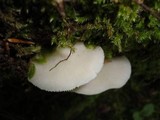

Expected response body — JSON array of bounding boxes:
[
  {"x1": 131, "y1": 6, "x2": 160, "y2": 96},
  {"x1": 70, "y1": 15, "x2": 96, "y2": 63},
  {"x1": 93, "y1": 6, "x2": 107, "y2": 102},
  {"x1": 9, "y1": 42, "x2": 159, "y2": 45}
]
[{"x1": 28, "y1": 42, "x2": 131, "y2": 95}]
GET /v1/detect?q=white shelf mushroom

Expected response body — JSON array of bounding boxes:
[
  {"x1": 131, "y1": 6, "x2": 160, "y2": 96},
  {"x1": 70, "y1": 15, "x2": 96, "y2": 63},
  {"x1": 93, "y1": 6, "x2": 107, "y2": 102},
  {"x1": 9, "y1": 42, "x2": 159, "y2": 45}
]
[
  {"x1": 73, "y1": 56, "x2": 131, "y2": 95},
  {"x1": 28, "y1": 42, "x2": 104, "y2": 91}
]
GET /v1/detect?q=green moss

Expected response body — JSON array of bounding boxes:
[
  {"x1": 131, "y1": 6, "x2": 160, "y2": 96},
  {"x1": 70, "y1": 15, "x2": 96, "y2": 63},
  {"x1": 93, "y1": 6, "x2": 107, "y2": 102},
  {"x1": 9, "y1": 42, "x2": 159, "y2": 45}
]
[{"x1": 1, "y1": 0, "x2": 159, "y2": 57}]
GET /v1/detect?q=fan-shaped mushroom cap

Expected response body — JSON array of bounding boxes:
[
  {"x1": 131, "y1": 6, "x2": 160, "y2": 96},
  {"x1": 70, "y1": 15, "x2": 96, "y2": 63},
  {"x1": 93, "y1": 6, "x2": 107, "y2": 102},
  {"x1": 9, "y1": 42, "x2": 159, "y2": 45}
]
[
  {"x1": 28, "y1": 42, "x2": 104, "y2": 91},
  {"x1": 73, "y1": 56, "x2": 131, "y2": 95}
]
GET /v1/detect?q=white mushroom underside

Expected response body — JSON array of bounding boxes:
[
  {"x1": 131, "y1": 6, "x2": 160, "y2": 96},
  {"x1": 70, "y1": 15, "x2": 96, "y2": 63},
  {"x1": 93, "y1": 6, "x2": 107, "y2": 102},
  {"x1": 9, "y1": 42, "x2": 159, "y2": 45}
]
[
  {"x1": 73, "y1": 56, "x2": 131, "y2": 95},
  {"x1": 29, "y1": 42, "x2": 104, "y2": 91}
]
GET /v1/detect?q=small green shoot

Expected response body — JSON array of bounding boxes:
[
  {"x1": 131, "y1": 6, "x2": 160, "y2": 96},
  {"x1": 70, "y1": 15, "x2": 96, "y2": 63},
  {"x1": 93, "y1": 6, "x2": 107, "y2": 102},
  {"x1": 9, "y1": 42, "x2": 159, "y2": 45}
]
[
  {"x1": 28, "y1": 62, "x2": 36, "y2": 79},
  {"x1": 133, "y1": 103, "x2": 155, "y2": 120}
]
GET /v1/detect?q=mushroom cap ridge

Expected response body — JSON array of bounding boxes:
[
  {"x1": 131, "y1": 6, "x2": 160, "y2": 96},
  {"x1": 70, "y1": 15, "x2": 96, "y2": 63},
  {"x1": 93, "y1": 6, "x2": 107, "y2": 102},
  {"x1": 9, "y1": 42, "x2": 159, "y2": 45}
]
[
  {"x1": 73, "y1": 56, "x2": 131, "y2": 95},
  {"x1": 29, "y1": 42, "x2": 104, "y2": 91}
]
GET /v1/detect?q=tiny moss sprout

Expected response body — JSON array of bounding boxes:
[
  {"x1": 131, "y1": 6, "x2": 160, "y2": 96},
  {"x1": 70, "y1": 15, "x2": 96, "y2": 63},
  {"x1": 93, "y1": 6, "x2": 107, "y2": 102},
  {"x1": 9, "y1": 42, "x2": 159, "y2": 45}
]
[{"x1": 28, "y1": 62, "x2": 36, "y2": 79}]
